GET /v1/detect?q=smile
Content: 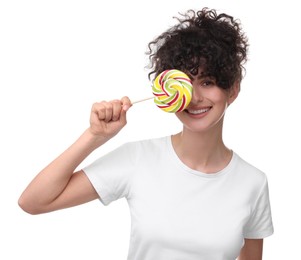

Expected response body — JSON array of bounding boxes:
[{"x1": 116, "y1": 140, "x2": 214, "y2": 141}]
[{"x1": 186, "y1": 107, "x2": 212, "y2": 115}]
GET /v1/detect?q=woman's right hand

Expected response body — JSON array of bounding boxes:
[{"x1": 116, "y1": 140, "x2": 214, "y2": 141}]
[{"x1": 89, "y1": 96, "x2": 132, "y2": 141}]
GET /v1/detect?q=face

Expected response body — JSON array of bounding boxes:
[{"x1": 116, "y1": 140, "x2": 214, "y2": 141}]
[{"x1": 176, "y1": 74, "x2": 239, "y2": 133}]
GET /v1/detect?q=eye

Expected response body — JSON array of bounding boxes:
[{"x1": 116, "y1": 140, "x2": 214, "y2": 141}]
[{"x1": 201, "y1": 79, "x2": 216, "y2": 87}]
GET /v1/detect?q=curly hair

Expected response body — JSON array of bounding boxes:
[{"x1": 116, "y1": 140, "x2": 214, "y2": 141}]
[{"x1": 147, "y1": 8, "x2": 249, "y2": 89}]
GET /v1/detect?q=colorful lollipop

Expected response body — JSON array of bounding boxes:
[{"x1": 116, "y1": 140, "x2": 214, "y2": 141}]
[
  {"x1": 132, "y1": 69, "x2": 193, "y2": 112},
  {"x1": 152, "y1": 69, "x2": 193, "y2": 112}
]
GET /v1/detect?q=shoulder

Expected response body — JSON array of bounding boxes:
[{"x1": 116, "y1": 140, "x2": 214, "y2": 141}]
[
  {"x1": 107, "y1": 136, "x2": 169, "y2": 170},
  {"x1": 232, "y1": 152, "x2": 268, "y2": 188},
  {"x1": 123, "y1": 135, "x2": 169, "y2": 154}
]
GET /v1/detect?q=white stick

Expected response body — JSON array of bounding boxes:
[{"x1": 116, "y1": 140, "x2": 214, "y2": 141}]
[{"x1": 131, "y1": 96, "x2": 154, "y2": 105}]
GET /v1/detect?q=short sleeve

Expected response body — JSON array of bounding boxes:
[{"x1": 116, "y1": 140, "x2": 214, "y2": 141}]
[
  {"x1": 243, "y1": 177, "x2": 274, "y2": 239},
  {"x1": 82, "y1": 143, "x2": 137, "y2": 206}
]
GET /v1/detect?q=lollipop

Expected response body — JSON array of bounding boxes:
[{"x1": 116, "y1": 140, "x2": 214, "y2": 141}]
[{"x1": 152, "y1": 69, "x2": 192, "y2": 113}]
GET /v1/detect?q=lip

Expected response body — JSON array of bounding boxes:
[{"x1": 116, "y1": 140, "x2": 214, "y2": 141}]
[{"x1": 184, "y1": 106, "x2": 212, "y2": 118}]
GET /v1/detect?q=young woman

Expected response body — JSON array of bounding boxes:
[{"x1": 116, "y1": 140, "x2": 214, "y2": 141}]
[{"x1": 19, "y1": 8, "x2": 274, "y2": 260}]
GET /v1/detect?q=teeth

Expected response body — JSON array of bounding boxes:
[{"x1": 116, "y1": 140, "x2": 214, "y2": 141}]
[{"x1": 188, "y1": 108, "x2": 211, "y2": 114}]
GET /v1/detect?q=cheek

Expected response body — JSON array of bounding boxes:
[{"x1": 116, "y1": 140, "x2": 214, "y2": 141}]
[
  {"x1": 208, "y1": 92, "x2": 231, "y2": 116},
  {"x1": 208, "y1": 91, "x2": 229, "y2": 106}
]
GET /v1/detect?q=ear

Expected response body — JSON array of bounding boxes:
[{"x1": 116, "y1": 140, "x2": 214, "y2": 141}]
[{"x1": 228, "y1": 81, "x2": 240, "y2": 105}]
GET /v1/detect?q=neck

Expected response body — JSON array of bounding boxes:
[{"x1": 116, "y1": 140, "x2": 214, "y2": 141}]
[{"x1": 172, "y1": 122, "x2": 232, "y2": 173}]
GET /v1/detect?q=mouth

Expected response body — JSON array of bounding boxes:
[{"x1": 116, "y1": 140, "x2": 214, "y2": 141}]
[{"x1": 185, "y1": 106, "x2": 212, "y2": 115}]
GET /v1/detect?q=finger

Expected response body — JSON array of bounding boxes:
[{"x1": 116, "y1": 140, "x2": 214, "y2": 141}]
[
  {"x1": 102, "y1": 102, "x2": 114, "y2": 123},
  {"x1": 119, "y1": 96, "x2": 131, "y2": 125},
  {"x1": 111, "y1": 100, "x2": 122, "y2": 121},
  {"x1": 121, "y1": 96, "x2": 132, "y2": 111},
  {"x1": 92, "y1": 101, "x2": 112, "y2": 123},
  {"x1": 91, "y1": 102, "x2": 104, "y2": 121}
]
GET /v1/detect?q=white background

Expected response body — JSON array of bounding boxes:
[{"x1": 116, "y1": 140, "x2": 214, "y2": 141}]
[{"x1": 1, "y1": 0, "x2": 300, "y2": 259}]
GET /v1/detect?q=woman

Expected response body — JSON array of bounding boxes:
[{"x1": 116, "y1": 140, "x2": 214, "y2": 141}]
[{"x1": 19, "y1": 8, "x2": 274, "y2": 260}]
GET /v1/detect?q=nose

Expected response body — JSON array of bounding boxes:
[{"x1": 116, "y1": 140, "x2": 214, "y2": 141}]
[{"x1": 190, "y1": 82, "x2": 204, "y2": 104}]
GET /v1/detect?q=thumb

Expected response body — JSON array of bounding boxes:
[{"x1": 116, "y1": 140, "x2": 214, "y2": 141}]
[
  {"x1": 120, "y1": 96, "x2": 132, "y2": 124},
  {"x1": 121, "y1": 96, "x2": 132, "y2": 111}
]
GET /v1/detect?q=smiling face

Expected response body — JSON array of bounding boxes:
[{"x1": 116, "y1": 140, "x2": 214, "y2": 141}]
[{"x1": 175, "y1": 72, "x2": 239, "y2": 133}]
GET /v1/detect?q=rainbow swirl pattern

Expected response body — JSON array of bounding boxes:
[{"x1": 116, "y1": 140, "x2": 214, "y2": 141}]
[{"x1": 152, "y1": 69, "x2": 193, "y2": 113}]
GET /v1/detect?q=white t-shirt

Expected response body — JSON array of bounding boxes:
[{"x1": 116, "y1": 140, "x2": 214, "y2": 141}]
[{"x1": 83, "y1": 136, "x2": 274, "y2": 260}]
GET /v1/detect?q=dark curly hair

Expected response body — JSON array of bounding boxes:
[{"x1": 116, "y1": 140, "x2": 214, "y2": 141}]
[{"x1": 147, "y1": 8, "x2": 249, "y2": 90}]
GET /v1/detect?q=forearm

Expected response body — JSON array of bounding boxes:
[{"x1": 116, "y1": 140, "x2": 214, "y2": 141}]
[{"x1": 18, "y1": 129, "x2": 107, "y2": 213}]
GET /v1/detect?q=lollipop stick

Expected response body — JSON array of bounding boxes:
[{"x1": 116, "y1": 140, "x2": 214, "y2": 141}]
[{"x1": 131, "y1": 96, "x2": 154, "y2": 105}]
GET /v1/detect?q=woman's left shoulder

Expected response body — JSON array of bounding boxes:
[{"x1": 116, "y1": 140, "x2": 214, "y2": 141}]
[{"x1": 232, "y1": 152, "x2": 268, "y2": 185}]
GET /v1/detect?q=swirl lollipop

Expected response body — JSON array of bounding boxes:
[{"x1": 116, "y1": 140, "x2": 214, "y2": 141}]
[{"x1": 152, "y1": 69, "x2": 193, "y2": 112}]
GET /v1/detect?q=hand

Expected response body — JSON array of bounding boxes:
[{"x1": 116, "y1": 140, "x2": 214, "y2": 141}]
[{"x1": 89, "y1": 96, "x2": 132, "y2": 140}]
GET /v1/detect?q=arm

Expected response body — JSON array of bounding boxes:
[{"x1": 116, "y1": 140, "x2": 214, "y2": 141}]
[
  {"x1": 18, "y1": 97, "x2": 131, "y2": 214},
  {"x1": 238, "y1": 239, "x2": 263, "y2": 260}
]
